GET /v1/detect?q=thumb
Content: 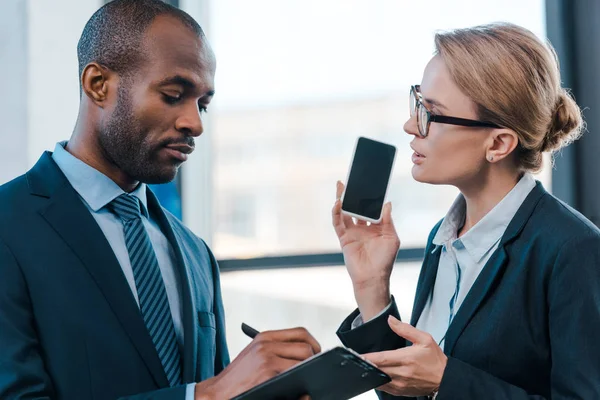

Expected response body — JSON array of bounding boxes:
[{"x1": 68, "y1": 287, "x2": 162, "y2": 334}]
[
  {"x1": 382, "y1": 202, "x2": 393, "y2": 224},
  {"x1": 387, "y1": 316, "x2": 431, "y2": 345},
  {"x1": 381, "y1": 202, "x2": 397, "y2": 234}
]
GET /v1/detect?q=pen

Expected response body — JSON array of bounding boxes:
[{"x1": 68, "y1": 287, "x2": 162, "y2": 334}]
[{"x1": 241, "y1": 322, "x2": 260, "y2": 339}]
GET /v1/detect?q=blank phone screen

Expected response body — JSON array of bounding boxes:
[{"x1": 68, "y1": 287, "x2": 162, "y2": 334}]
[{"x1": 342, "y1": 137, "x2": 396, "y2": 220}]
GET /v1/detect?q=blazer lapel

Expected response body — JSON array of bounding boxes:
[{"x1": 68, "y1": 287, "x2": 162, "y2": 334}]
[
  {"x1": 29, "y1": 153, "x2": 169, "y2": 388},
  {"x1": 443, "y1": 182, "x2": 548, "y2": 355},
  {"x1": 147, "y1": 190, "x2": 199, "y2": 383},
  {"x1": 443, "y1": 246, "x2": 507, "y2": 354},
  {"x1": 410, "y1": 245, "x2": 442, "y2": 326}
]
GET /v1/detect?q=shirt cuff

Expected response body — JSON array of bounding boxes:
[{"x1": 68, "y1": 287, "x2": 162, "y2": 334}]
[
  {"x1": 350, "y1": 301, "x2": 393, "y2": 329},
  {"x1": 185, "y1": 383, "x2": 196, "y2": 400}
]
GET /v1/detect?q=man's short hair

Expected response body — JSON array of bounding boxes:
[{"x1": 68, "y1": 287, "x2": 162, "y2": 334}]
[{"x1": 77, "y1": 0, "x2": 204, "y2": 87}]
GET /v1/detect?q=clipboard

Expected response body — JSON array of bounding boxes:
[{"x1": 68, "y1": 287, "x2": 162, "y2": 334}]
[{"x1": 231, "y1": 346, "x2": 391, "y2": 400}]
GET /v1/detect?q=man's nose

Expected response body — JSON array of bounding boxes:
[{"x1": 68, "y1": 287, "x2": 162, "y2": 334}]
[{"x1": 175, "y1": 102, "x2": 204, "y2": 137}]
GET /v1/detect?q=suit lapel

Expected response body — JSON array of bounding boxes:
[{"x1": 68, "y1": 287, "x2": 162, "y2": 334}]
[
  {"x1": 30, "y1": 153, "x2": 169, "y2": 388},
  {"x1": 410, "y1": 245, "x2": 442, "y2": 326},
  {"x1": 443, "y1": 182, "x2": 548, "y2": 355},
  {"x1": 443, "y1": 246, "x2": 507, "y2": 354},
  {"x1": 147, "y1": 190, "x2": 199, "y2": 383}
]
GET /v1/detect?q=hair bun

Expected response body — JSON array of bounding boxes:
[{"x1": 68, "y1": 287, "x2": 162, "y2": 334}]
[{"x1": 542, "y1": 90, "x2": 583, "y2": 152}]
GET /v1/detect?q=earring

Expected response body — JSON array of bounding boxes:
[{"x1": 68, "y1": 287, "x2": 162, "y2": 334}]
[{"x1": 488, "y1": 155, "x2": 494, "y2": 162}]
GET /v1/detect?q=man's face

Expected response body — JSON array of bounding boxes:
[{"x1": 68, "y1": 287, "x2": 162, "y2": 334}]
[{"x1": 99, "y1": 15, "x2": 216, "y2": 184}]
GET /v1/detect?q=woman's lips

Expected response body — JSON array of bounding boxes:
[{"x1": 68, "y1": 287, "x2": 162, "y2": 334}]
[{"x1": 411, "y1": 150, "x2": 425, "y2": 164}]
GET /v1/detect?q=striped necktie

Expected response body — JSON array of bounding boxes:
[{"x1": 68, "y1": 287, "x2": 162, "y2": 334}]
[{"x1": 109, "y1": 193, "x2": 182, "y2": 386}]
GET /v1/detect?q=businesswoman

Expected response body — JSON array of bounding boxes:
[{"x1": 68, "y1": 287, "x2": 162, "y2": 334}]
[{"x1": 332, "y1": 23, "x2": 600, "y2": 399}]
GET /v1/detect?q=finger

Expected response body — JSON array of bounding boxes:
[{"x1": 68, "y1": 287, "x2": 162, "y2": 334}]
[
  {"x1": 270, "y1": 356, "x2": 303, "y2": 374},
  {"x1": 382, "y1": 202, "x2": 396, "y2": 229},
  {"x1": 342, "y1": 212, "x2": 354, "y2": 228},
  {"x1": 356, "y1": 218, "x2": 367, "y2": 226},
  {"x1": 261, "y1": 341, "x2": 317, "y2": 361},
  {"x1": 332, "y1": 198, "x2": 347, "y2": 237},
  {"x1": 336, "y1": 180, "x2": 345, "y2": 200},
  {"x1": 362, "y1": 349, "x2": 404, "y2": 368},
  {"x1": 336, "y1": 181, "x2": 354, "y2": 228},
  {"x1": 258, "y1": 327, "x2": 322, "y2": 354},
  {"x1": 387, "y1": 316, "x2": 432, "y2": 345},
  {"x1": 332, "y1": 192, "x2": 354, "y2": 234},
  {"x1": 332, "y1": 181, "x2": 349, "y2": 235}
]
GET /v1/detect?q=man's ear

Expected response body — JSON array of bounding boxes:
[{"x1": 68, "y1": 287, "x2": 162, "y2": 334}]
[
  {"x1": 485, "y1": 129, "x2": 519, "y2": 163},
  {"x1": 81, "y1": 63, "x2": 113, "y2": 107}
]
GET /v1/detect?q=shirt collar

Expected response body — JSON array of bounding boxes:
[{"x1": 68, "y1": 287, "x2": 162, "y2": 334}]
[
  {"x1": 51, "y1": 141, "x2": 149, "y2": 216},
  {"x1": 432, "y1": 195, "x2": 466, "y2": 247},
  {"x1": 432, "y1": 173, "x2": 537, "y2": 263}
]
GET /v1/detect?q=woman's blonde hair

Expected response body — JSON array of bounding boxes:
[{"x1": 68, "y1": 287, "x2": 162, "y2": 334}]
[{"x1": 434, "y1": 23, "x2": 583, "y2": 172}]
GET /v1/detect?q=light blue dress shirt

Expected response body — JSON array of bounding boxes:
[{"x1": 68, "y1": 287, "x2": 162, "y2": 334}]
[
  {"x1": 415, "y1": 173, "x2": 536, "y2": 346},
  {"x1": 52, "y1": 142, "x2": 195, "y2": 399},
  {"x1": 352, "y1": 174, "x2": 536, "y2": 344}
]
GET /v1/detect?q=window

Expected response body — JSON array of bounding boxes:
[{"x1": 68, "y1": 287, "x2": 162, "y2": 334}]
[
  {"x1": 194, "y1": 0, "x2": 548, "y2": 260},
  {"x1": 220, "y1": 262, "x2": 422, "y2": 374},
  {"x1": 180, "y1": 1, "x2": 548, "y2": 398}
]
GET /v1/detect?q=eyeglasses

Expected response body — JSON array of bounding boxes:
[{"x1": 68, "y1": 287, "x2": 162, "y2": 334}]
[{"x1": 409, "y1": 85, "x2": 501, "y2": 137}]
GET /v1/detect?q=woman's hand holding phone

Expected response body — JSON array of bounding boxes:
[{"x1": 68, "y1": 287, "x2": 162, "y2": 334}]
[{"x1": 332, "y1": 181, "x2": 400, "y2": 321}]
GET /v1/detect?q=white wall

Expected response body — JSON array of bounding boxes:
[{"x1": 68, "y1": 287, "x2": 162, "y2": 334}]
[
  {"x1": 0, "y1": 0, "x2": 29, "y2": 184},
  {"x1": 26, "y1": 0, "x2": 101, "y2": 166}
]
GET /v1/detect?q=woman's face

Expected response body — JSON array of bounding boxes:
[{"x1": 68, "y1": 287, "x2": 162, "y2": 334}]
[{"x1": 405, "y1": 55, "x2": 493, "y2": 187}]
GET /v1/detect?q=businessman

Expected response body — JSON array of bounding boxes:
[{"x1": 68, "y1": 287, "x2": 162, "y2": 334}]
[{"x1": 0, "y1": 1, "x2": 319, "y2": 399}]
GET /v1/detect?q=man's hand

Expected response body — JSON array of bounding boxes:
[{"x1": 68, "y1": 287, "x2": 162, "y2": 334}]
[
  {"x1": 363, "y1": 316, "x2": 447, "y2": 397},
  {"x1": 194, "y1": 327, "x2": 320, "y2": 399},
  {"x1": 332, "y1": 181, "x2": 400, "y2": 320}
]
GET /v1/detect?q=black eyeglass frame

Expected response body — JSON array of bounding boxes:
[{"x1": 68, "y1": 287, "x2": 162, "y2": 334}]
[{"x1": 410, "y1": 85, "x2": 501, "y2": 137}]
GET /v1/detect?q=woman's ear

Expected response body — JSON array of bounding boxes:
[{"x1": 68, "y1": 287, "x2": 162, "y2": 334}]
[
  {"x1": 81, "y1": 62, "x2": 112, "y2": 107},
  {"x1": 485, "y1": 129, "x2": 519, "y2": 163}
]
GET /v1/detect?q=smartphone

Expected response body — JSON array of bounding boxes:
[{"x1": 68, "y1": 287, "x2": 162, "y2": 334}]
[{"x1": 341, "y1": 137, "x2": 396, "y2": 223}]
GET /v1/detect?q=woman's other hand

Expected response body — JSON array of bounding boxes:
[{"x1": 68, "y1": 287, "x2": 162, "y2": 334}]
[{"x1": 364, "y1": 316, "x2": 447, "y2": 397}]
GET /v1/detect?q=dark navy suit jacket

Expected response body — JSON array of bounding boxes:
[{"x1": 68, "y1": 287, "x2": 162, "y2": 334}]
[
  {"x1": 338, "y1": 182, "x2": 600, "y2": 399},
  {"x1": 0, "y1": 153, "x2": 230, "y2": 399}
]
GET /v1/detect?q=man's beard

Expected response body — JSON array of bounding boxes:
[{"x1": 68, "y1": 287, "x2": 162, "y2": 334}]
[{"x1": 98, "y1": 83, "x2": 179, "y2": 185}]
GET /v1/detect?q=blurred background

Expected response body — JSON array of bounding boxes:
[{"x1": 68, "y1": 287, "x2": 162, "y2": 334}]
[{"x1": 2, "y1": 1, "x2": 599, "y2": 398}]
